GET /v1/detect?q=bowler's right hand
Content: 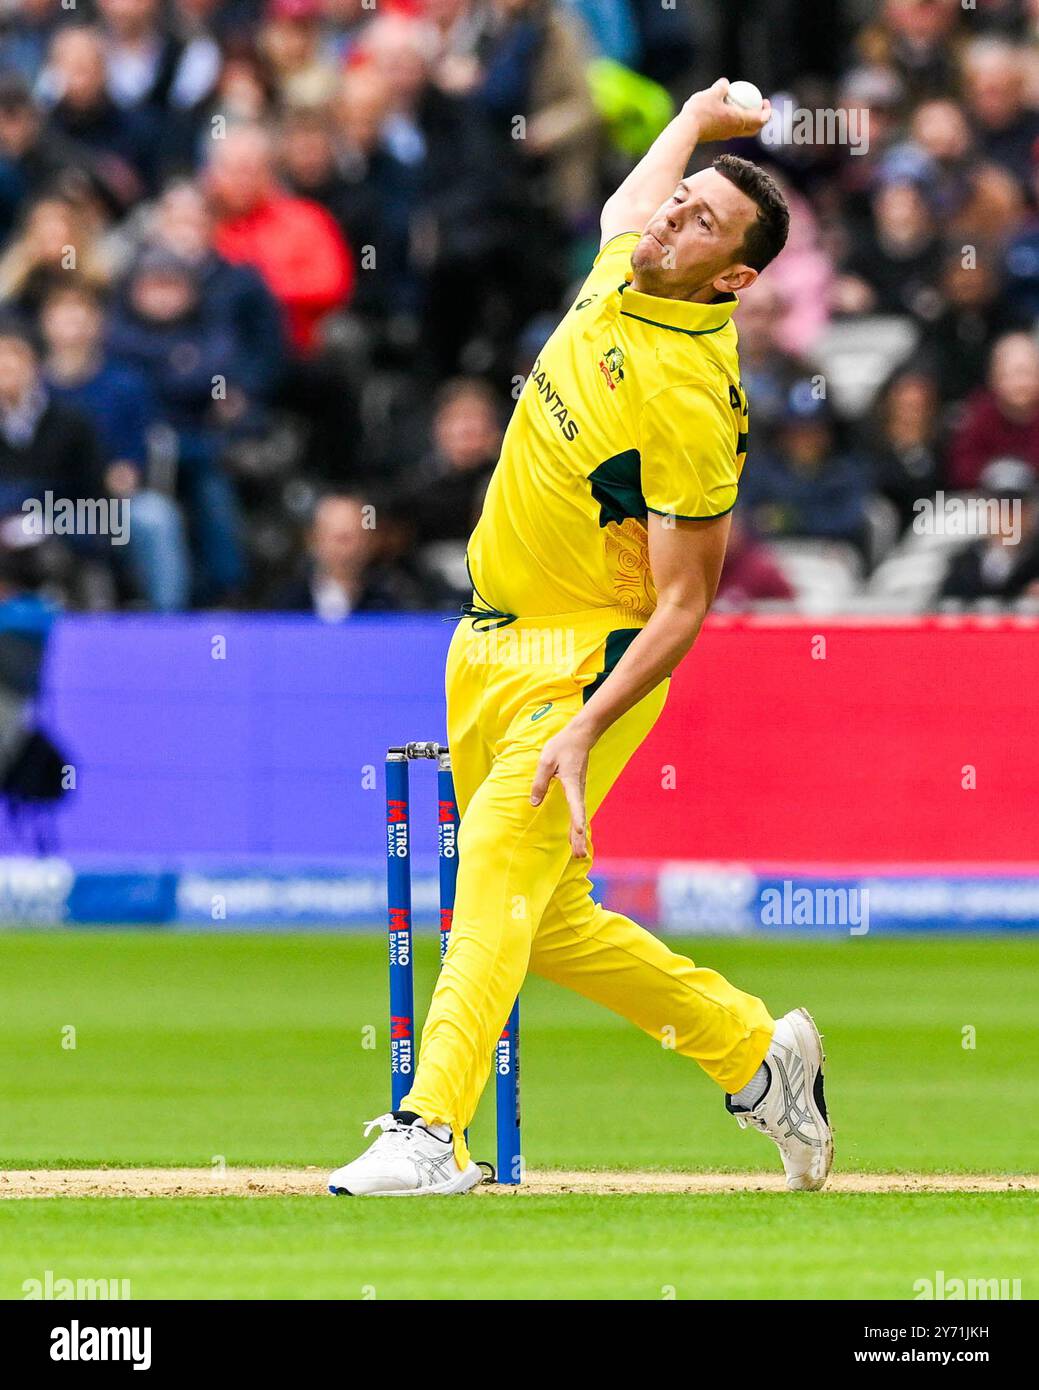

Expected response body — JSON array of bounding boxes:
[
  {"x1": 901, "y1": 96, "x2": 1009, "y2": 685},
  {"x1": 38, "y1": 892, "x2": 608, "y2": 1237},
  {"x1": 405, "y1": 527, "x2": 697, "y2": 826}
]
[{"x1": 683, "y1": 78, "x2": 771, "y2": 144}]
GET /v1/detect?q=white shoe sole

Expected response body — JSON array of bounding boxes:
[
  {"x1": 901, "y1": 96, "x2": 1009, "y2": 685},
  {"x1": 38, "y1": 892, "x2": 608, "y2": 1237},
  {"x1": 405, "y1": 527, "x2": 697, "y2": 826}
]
[
  {"x1": 328, "y1": 1160, "x2": 484, "y2": 1197},
  {"x1": 784, "y1": 1006, "x2": 833, "y2": 1191}
]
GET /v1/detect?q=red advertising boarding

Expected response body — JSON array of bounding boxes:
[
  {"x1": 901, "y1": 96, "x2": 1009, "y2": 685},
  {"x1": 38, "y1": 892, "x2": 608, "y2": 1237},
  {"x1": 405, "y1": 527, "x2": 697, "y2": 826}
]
[{"x1": 595, "y1": 617, "x2": 1039, "y2": 867}]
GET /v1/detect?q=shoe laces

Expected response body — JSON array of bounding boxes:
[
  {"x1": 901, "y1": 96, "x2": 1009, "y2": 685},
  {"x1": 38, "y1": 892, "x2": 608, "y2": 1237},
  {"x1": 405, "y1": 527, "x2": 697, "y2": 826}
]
[
  {"x1": 361, "y1": 1113, "x2": 422, "y2": 1155},
  {"x1": 735, "y1": 1110, "x2": 768, "y2": 1133}
]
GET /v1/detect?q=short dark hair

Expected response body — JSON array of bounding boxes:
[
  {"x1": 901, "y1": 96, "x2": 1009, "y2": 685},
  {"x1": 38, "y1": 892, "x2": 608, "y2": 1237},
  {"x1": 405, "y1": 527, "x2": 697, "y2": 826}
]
[
  {"x1": 712, "y1": 154, "x2": 789, "y2": 272},
  {"x1": 39, "y1": 278, "x2": 106, "y2": 312}
]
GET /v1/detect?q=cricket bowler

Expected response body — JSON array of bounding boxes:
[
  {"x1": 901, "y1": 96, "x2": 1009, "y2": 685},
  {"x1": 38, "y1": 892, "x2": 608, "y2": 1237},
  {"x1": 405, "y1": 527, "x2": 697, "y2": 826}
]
[{"x1": 330, "y1": 78, "x2": 833, "y2": 1196}]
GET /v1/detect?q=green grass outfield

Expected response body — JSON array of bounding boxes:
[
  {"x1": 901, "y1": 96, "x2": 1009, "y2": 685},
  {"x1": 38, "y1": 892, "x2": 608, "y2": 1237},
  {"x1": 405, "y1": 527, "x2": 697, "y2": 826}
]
[
  {"x1": 3, "y1": 1193, "x2": 1035, "y2": 1300},
  {"x1": 1, "y1": 930, "x2": 1037, "y2": 1299}
]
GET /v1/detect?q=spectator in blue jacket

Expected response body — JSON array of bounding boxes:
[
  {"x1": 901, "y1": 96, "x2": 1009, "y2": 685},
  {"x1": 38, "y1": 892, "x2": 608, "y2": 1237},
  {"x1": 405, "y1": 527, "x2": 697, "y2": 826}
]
[
  {"x1": 107, "y1": 247, "x2": 246, "y2": 602},
  {"x1": 148, "y1": 178, "x2": 287, "y2": 430},
  {"x1": 40, "y1": 280, "x2": 191, "y2": 611},
  {"x1": 739, "y1": 384, "x2": 870, "y2": 556}
]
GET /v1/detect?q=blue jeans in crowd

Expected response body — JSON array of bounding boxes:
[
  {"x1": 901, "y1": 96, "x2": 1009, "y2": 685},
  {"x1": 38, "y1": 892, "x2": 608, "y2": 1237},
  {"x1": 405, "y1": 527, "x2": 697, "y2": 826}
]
[
  {"x1": 173, "y1": 432, "x2": 247, "y2": 604},
  {"x1": 125, "y1": 490, "x2": 191, "y2": 612}
]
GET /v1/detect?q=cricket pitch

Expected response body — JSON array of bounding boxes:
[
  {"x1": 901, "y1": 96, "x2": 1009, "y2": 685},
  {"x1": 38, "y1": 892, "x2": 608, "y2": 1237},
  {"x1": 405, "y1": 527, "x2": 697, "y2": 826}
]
[{"x1": 3, "y1": 1168, "x2": 1037, "y2": 1198}]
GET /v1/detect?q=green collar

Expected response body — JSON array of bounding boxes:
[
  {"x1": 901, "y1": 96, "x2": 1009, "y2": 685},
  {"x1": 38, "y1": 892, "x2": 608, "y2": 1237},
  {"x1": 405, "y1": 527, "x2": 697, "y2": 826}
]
[{"x1": 618, "y1": 282, "x2": 738, "y2": 337}]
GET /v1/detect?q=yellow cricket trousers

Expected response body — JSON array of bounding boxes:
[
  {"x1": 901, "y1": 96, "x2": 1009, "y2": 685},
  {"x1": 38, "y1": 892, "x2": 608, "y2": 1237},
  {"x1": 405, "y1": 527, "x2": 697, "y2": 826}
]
[{"x1": 402, "y1": 609, "x2": 774, "y2": 1166}]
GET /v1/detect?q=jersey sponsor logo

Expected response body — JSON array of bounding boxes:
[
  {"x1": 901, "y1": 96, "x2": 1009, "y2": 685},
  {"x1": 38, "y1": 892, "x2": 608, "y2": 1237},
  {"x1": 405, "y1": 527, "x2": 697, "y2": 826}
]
[
  {"x1": 598, "y1": 345, "x2": 625, "y2": 391},
  {"x1": 575, "y1": 295, "x2": 597, "y2": 310},
  {"x1": 529, "y1": 357, "x2": 580, "y2": 441},
  {"x1": 530, "y1": 702, "x2": 553, "y2": 721}
]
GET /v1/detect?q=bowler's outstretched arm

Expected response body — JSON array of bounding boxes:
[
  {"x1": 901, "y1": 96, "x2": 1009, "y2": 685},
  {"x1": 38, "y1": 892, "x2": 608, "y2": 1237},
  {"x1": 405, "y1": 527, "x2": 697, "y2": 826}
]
[{"x1": 530, "y1": 511, "x2": 731, "y2": 856}]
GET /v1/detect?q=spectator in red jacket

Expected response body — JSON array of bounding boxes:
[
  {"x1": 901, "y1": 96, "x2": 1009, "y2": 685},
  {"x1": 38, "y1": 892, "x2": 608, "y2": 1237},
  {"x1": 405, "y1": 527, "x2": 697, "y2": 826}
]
[
  {"x1": 947, "y1": 332, "x2": 1039, "y2": 489},
  {"x1": 207, "y1": 122, "x2": 354, "y2": 353}
]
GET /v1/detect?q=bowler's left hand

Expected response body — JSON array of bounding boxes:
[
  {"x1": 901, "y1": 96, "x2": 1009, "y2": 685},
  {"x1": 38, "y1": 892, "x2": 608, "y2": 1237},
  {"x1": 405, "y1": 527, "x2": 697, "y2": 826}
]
[{"x1": 530, "y1": 724, "x2": 592, "y2": 858}]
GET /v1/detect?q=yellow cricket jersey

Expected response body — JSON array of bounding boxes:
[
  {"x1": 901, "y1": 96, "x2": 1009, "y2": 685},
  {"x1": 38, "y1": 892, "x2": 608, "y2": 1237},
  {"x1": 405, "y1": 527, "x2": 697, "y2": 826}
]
[{"x1": 467, "y1": 231, "x2": 749, "y2": 623}]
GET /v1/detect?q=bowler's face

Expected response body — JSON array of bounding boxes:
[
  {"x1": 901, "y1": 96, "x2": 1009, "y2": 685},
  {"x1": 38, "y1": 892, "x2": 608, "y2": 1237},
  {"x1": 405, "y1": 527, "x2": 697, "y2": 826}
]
[{"x1": 631, "y1": 167, "x2": 759, "y2": 299}]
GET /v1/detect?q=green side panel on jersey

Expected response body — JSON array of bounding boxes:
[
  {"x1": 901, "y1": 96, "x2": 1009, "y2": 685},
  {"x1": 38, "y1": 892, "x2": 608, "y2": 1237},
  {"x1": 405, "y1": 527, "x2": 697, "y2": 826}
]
[
  {"x1": 589, "y1": 449, "x2": 646, "y2": 527},
  {"x1": 583, "y1": 628, "x2": 642, "y2": 703}
]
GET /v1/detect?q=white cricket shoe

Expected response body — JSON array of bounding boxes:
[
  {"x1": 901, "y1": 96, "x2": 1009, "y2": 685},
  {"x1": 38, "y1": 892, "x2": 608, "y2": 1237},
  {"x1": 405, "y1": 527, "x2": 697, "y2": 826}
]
[
  {"x1": 725, "y1": 1007, "x2": 833, "y2": 1191},
  {"x1": 327, "y1": 1113, "x2": 484, "y2": 1196}
]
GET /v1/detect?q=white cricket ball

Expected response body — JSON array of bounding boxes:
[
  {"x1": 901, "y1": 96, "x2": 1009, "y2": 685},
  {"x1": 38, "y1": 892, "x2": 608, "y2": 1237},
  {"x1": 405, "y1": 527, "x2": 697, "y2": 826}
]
[{"x1": 725, "y1": 80, "x2": 764, "y2": 112}]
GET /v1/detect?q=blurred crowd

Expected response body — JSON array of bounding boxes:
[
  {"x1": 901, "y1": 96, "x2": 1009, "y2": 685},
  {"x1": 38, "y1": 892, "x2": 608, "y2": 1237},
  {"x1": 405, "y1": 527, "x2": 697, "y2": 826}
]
[{"x1": 0, "y1": 0, "x2": 1038, "y2": 615}]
